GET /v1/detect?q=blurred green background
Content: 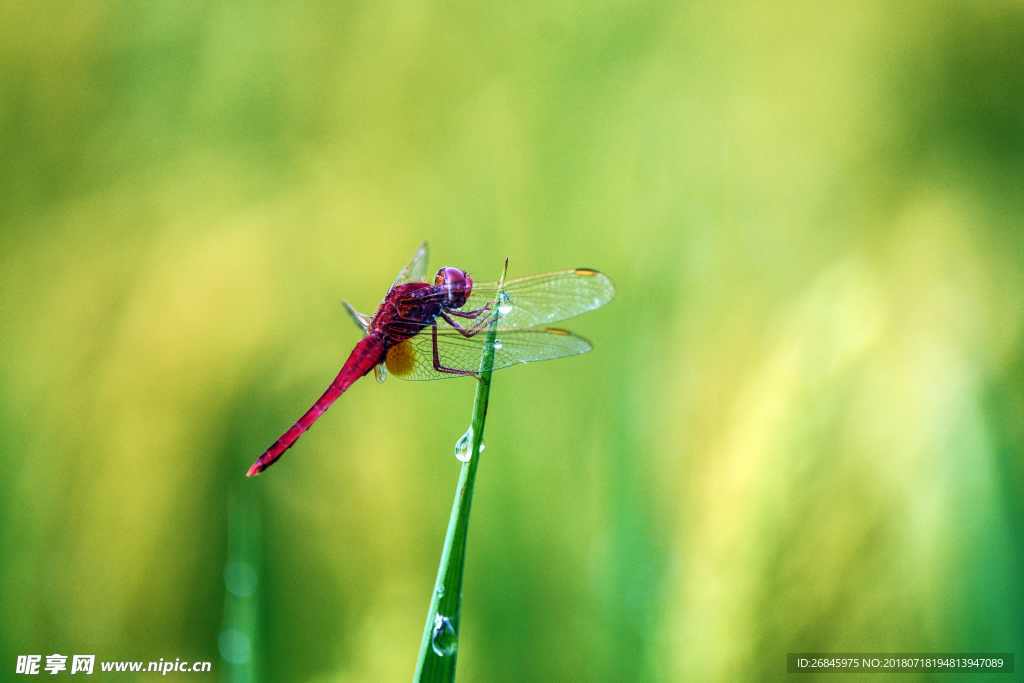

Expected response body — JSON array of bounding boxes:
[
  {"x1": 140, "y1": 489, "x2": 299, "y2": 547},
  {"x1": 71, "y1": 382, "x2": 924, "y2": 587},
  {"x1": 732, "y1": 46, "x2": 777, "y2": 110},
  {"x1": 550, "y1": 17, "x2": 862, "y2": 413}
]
[{"x1": 2, "y1": 0, "x2": 1023, "y2": 681}]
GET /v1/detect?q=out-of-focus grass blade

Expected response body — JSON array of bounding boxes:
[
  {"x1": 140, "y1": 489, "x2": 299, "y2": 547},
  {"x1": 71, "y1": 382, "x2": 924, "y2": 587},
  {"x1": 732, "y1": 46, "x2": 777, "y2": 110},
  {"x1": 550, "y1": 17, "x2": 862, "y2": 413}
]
[
  {"x1": 220, "y1": 484, "x2": 261, "y2": 683},
  {"x1": 412, "y1": 260, "x2": 507, "y2": 683}
]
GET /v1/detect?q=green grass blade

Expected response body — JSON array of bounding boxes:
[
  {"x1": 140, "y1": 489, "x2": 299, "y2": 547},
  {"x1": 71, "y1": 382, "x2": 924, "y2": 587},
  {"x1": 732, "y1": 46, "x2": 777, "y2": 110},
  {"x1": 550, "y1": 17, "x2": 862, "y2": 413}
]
[{"x1": 413, "y1": 261, "x2": 507, "y2": 683}]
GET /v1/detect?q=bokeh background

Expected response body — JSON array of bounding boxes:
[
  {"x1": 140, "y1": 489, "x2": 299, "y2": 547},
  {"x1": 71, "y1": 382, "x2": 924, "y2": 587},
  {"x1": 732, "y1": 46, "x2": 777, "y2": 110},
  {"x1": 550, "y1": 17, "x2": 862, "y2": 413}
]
[{"x1": 2, "y1": 0, "x2": 1023, "y2": 681}]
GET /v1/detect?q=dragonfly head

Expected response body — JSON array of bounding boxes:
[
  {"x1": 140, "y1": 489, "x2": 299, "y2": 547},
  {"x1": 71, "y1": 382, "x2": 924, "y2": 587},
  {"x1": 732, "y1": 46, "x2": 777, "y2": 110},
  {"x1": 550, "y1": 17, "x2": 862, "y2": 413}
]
[{"x1": 435, "y1": 267, "x2": 472, "y2": 308}]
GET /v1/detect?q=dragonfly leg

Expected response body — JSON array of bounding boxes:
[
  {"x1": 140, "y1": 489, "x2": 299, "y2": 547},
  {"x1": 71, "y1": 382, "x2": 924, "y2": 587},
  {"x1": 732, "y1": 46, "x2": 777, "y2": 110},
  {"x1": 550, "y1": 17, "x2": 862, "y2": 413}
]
[
  {"x1": 446, "y1": 302, "x2": 493, "y2": 320},
  {"x1": 432, "y1": 324, "x2": 479, "y2": 377},
  {"x1": 439, "y1": 311, "x2": 494, "y2": 338}
]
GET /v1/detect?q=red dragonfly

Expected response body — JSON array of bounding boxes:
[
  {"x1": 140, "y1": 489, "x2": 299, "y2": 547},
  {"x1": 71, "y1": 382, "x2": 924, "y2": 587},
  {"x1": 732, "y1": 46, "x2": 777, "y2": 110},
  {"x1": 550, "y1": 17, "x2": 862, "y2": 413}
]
[{"x1": 247, "y1": 244, "x2": 614, "y2": 476}]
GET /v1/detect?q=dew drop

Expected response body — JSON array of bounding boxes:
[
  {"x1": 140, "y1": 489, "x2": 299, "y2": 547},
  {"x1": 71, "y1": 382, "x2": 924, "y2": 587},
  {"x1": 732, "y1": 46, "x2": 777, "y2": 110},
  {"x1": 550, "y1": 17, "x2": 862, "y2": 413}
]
[
  {"x1": 479, "y1": 441, "x2": 485, "y2": 452},
  {"x1": 218, "y1": 629, "x2": 251, "y2": 664},
  {"x1": 492, "y1": 339, "x2": 503, "y2": 350},
  {"x1": 224, "y1": 562, "x2": 258, "y2": 598},
  {"x1": 497, "y1": 291, "x2": 513, "y2": 316},
  {"x1": 454, "y1": 428, "x2": 473, "y2": 462},
  {"x1": 435, "y1": 584, "x2": 445, "y2": 599},
  {"x1": 431, "y1": 614, "x2": 458, "y2": 657}
]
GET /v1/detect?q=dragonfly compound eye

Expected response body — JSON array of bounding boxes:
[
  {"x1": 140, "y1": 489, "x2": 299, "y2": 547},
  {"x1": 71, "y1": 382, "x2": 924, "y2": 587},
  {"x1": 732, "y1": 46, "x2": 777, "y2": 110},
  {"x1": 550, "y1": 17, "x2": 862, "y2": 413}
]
[{"x1": 436, "y1": 267, "x2": 470, "y2": 308}]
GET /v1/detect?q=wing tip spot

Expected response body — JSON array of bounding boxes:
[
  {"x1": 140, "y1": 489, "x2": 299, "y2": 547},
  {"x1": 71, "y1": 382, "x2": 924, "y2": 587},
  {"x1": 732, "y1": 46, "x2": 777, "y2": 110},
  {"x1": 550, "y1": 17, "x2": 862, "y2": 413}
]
[{"x1": 575, "y1": 268, "x2": 599, "y2": 276}]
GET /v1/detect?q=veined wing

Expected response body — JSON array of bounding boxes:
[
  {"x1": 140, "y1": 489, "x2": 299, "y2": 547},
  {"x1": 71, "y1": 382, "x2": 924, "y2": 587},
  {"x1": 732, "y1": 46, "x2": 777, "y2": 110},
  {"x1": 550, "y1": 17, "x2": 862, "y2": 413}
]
[
  {"x1": 461, "y1": 269, "x2": 615, "y2": 328},
  {"x1": 390, "y1": 242, "x2": 429, "y2": 292},
  {"x1": 384, "y1": 326, "x2": 593, "y2": 381}
]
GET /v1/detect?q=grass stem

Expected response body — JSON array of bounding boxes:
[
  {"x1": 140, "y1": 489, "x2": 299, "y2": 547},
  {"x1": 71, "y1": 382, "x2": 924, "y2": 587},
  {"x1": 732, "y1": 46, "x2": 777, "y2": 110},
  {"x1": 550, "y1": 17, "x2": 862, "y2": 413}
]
[{"x1": 412, "y1": 259, "x2": 507, "y2": 683}]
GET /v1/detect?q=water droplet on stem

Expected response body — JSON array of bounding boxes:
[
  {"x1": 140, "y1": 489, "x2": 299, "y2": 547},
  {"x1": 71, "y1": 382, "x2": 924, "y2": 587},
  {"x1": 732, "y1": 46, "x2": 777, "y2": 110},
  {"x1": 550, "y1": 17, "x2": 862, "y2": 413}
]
[
  {"x1": 454, "y1": 428, "x2": 473, "y2": 462},
  {"x1": 497, "y1": 291, "x2": 513, "y2": 316},
  {"x1": 431, "y1": 614, "x2": 458, "y2": 657}
]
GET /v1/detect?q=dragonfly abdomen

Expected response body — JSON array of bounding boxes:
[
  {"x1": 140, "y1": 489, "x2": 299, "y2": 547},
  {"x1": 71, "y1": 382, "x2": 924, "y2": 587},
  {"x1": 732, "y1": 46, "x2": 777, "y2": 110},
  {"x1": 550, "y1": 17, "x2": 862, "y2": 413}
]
[{"x1": 247, "y1": 335, "x2": 387, "y2": 476}]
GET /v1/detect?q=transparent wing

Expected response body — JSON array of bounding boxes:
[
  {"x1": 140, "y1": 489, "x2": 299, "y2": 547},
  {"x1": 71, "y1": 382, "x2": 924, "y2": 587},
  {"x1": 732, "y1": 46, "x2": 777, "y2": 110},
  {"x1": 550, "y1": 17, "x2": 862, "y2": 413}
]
[
  {"x1": 460, "y1": 269, "x2": 615, "y2": 328},
  {"x1": 343, "y1": 300, "x2": 372, "y2": 335},
  {"x1": 385, "y1": 326, "x2": 593, "y2": 381},
  {"x1": 390, "y1": 242, "x2": 430, "y2": 291}
]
